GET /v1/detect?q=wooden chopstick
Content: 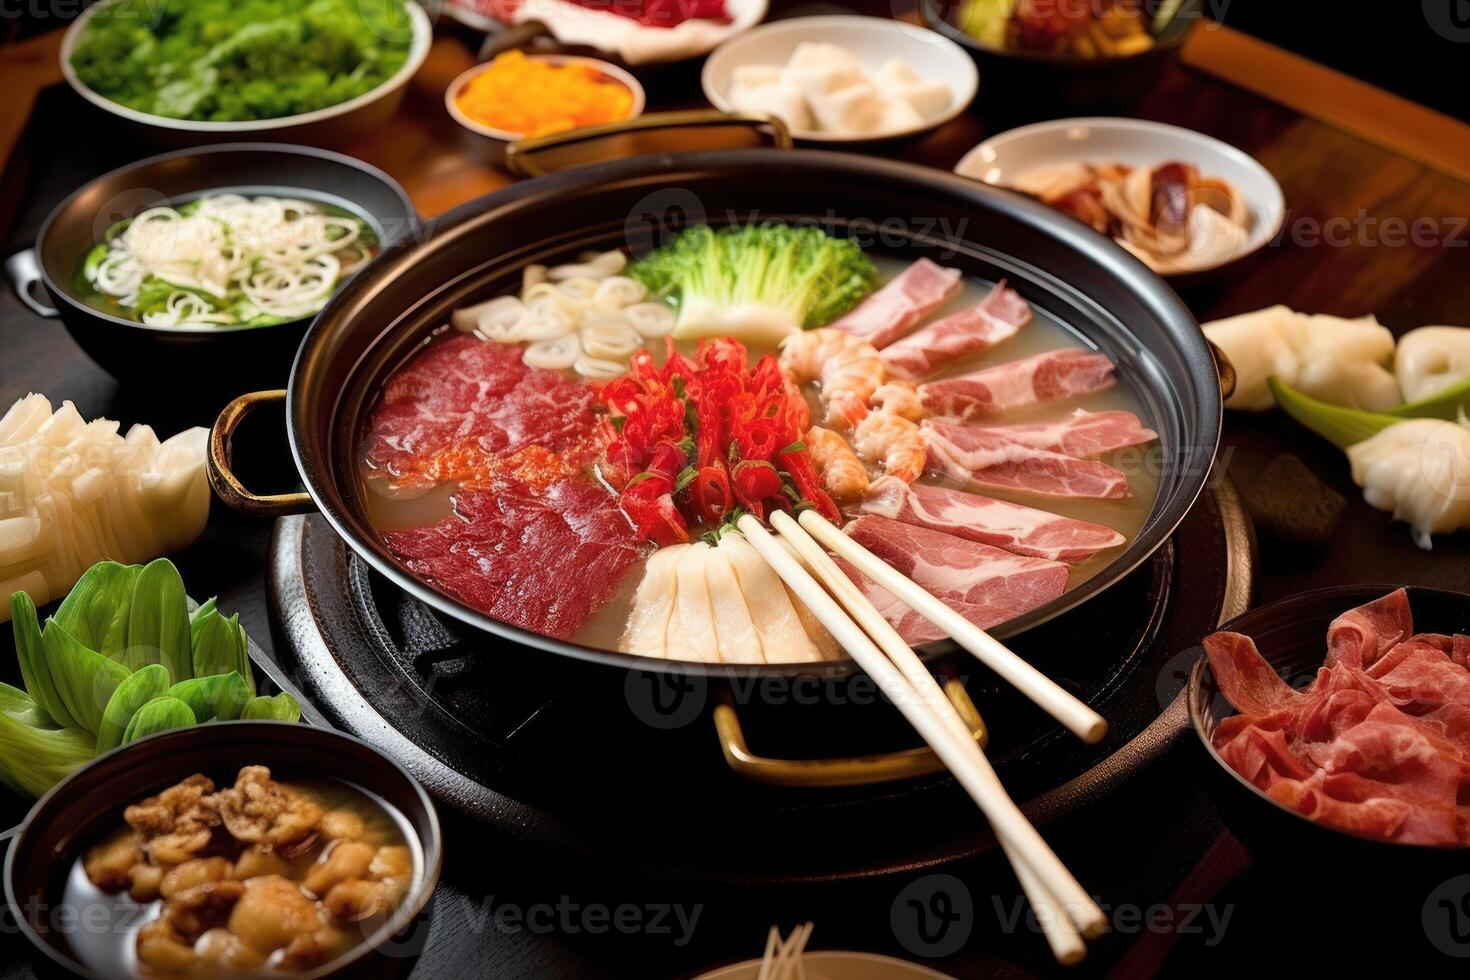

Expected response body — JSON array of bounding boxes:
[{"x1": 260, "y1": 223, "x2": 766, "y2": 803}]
[
  {"x1": 797, "y1": 510, "x2": 1108, "y2": 744},
  {"x1": 769, "y1": 510, "x2": 1093, "y2": 959},
  {"x1": 740, "y1": 514, "x2": 1106, "y2": 941}
]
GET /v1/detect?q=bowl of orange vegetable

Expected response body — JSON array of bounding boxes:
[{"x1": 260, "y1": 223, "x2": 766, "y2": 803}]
[{"x1": 446, "y1": 50, "x2": 645, "y2": 164}]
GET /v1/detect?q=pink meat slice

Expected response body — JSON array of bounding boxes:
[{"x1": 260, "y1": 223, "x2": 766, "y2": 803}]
[
  {"x1": 857, "y1": 476, "x2": 1125, "y2": 564},
  {"x1": 1203, "y1": 631, "x2": 1302, "y2": 716},
  {"x1": 922, "y1": 420, "x2": 1130, "y2": 499},
  {"x1": 932, "y1": 410, "x2": 1157, "y2": 459},
  {"x1": 362, "y1": 336, "x2": 598, "y2": 480},
  {"x1": 828, "y1": 258, "x2": 962, "y2": 349},
  {"x1": 382, "y1": 477, "x2": 649, "y2": 641},
  {"x1": 879, "y1": 281, "x2": 1030, "y2": 380},
  {"x1": 1325, "y1": 588, "x2": 1412, "y2": 670},
  {"x1": 845, "y1": 514, "x2": 1068, "y2": 607},
  {"x1": 1206, "y1": 590, "x2": 1470, "y2": 846},
  {"x1": 830, "y1": 555, "x2": 1059, "y2": 647},
  {"x1": 917, "y1": 349, "x2": 1116, "y2": 421}
]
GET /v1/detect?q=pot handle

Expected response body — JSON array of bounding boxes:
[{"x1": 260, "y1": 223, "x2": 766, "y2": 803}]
[
  {"x1": 1206, "y1": 338, "x2": 1236, "y2": 401},
  {"x1": 505, "y1": 110, "x2": 794, "y2": 179},
  {"x1": 5, "y1": 249, "x2": 59, "y2": 318},
  {"x1": 713, "y1": 678, "x2": 987, "y2": 788},
  {"x1": 208, "y1": 391, "x2": 316, "y2": 517}
]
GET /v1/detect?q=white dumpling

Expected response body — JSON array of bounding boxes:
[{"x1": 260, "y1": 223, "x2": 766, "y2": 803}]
[
  {"x1": 1202, "y1": 306, "x2": 1400, "y2": 412},
  {"x1": 1396, "y1": 326, "x2": 1470, "y2": 404},
  {"x1": 1346, "y1": 419, "x2": 1470, "y2": 549}
]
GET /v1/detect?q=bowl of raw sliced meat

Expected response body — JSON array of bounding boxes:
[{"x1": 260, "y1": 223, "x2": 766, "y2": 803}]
[{"x1": 1189, "y1": 585, "x2": 1470, "y2": 866}]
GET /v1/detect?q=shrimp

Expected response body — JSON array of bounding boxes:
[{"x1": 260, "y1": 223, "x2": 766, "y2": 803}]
[
  {"x1": 851, "y1": 408, "x2": 927, "y2": 484},
  {"x1": 805, "y1": 426, "x2": 869, "y2": 502},
  {"x1": 779, "y1": 329, "x2": 882, "y2": 429},
  {"x1": 870, "y1": 381, "x2": 926, "y2": 422}
]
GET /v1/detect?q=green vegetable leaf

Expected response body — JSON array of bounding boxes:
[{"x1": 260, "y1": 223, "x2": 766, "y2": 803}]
[
  {"x1": 629, "y1": 224, "x2": 877, "y2": 338},
  {"x1": 191, "y1": 608, "x2": 252, "y2": 688},
  {"x1": 1268, "y1": 376, "x2": 1402, "y2": 450},
  {"x1": 126, "y1": 559, "x2": 191, "y2": 680},
  {"x1": 0, "y1": 712, "x2": 95, "y2": 798},
  {"x1": 1386, "y1": 375, "x2": 1470, "y2": 421},
  {"x1": 240, "y1": 692, "x2": 302, "y2": 723},
  {"x1": 122, "y1": 697, "x2": 196, "y2": 745},
  {"x1": 42, "y1": 619, "x2": 130, "y2": 736},
  {"x1": 0, "y1": 682, "x2": 52, "y2": 729},
  {"x1": 169, "y1": 672, "x2": 253, "y2": 724},
  {"x1": 97, "y1": 664, "x2": 171, "y2": 756},
  {"x1": 12, "y1": 592, "x2": 70, "y2": 729},
  {"x1": 53, "y1": 560, "x2": 141, "y2": 663}
]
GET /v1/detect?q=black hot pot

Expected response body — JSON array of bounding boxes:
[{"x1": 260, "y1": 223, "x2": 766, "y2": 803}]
[{"x1": 208, "y1": 149, "x2": 1229, "y2": 686}]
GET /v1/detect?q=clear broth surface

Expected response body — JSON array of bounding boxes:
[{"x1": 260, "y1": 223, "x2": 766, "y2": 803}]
[{"x1": 359, "y1": 258, "x2": 1161, "y2": 653}]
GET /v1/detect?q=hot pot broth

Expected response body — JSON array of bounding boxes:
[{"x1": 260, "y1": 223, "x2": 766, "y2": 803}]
[
  {"x1": 76, "y1": 187, "x2": 381, "y2": 330},
  {"x1": 66, "y1": 767, "x2": 420, "y2": 978},
  {"x1": 357, "y1": 235, "x2": 1160, "y2": 661}
]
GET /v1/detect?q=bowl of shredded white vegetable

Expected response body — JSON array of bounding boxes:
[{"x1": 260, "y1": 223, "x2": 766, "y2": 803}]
[{"x1": 7, "y1": 143, "x2": 416, "y2": 386}]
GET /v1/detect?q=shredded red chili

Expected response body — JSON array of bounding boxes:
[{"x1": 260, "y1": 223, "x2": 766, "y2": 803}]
[{"x1": 596, "y1": 337, "x2": 841, "y2": 543}]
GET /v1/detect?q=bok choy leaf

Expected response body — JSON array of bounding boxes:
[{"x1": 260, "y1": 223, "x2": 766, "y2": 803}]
[
  {"x1": 0, "y1": 713, "x2": 95, "y2": 798},
  {"x1": 168, "y1": 671, "x2": 252, "y2": 723},
  {"x1": 122, "y1": 697, "x2": 196, "y2": 744},
  {"x1": 42, "y1": 619, "x2": 130, "y2": 736},
  {"x1": 53, "y1": 561, "x2": 141, "y2": 662},
  {"x1": 241, "y1": 692, "x2": 302, "y2": 722},
  {"x1": 11, "y1": 592, "x2": 71, "y2": 729},
  {"x1": 126, "y1": 558, "x2": 191, "y2": 679},
  {"x1": 97, "y1": 664, "x2": 171, "y2": 755}
]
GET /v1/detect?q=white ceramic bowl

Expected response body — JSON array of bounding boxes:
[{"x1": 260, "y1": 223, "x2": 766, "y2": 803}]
[
  {"x1": 955, "y1": 117, "x2": 1286, "y2": 276},
  {"x1": 60, "y1": 0, "x2": 432, "y2": 147},
  {"x1": 702, "y1": 15, "x2": 978, "y2": 144}
]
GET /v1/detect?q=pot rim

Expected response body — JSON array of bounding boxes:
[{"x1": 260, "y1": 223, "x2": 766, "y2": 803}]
[
  {"x1": 32, "y1": 142, "x2": 418, "y2": 337},
  {"x1": 285, "y1": 148, "x2": 1221, "y2": 679}
]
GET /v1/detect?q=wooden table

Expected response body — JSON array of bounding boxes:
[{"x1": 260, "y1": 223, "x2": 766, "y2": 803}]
[{"x1": 3, "y1": 7, "x2": 1470, "y2": 976}]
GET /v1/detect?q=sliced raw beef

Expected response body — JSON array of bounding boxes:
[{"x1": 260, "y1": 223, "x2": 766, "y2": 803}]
[
  {"x1": 857, "y1": 476, "x2": 1125, "y2": 563},
  {"x1": 932, "y1": 410, "x2": 1156, "y2": 459},
  {"x1": 1325, "y1": 588, "x2": 1412, "y2": 670},
  {"x1": 917, "y1": 349, "x2": 1116, "y2": 421},
  {"x1": 362, "y1": 336, "x2": 598, "y2": 488},
  {"x1": 923, "y1": 420, "x2": 1129, "y2": 499},
  {"x1": 828, "y1": 258, "x2": 962, "y2": 349},
  {"x1": 829, "y1": 559, "x2": 1041, "y2": 646},
  {"x1": 846, "y1": 515, "x2": 1068, "y2": 606},
  {"x1": 879, "y1": 282, "x2": 1030, "y2": 380},
  {"x1": 1205, "y1": 589, "x2": 1470, "y2": 846},
  {"x1": 382, "y1": 476, "x2": 649, "y2": 640}
]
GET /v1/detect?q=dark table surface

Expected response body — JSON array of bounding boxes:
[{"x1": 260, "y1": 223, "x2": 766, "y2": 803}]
[{"x1": 4, "y1": 6, "x2": 1470, "y2": 978}]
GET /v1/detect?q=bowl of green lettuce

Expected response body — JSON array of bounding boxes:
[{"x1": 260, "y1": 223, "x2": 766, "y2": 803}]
[{"x1": 61, "y1": 0, "x2": 432, "y2": 145}]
